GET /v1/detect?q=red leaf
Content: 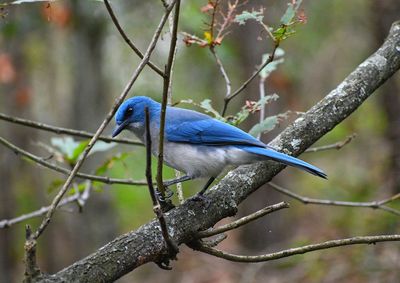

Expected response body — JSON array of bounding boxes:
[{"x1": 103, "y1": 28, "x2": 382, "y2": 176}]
[
  {"x1": 42, "y1": 2, "x2": 71, "y2": 28},
  {"x1": 0, "y1": 53, "x2": 16, "y2": 84}
]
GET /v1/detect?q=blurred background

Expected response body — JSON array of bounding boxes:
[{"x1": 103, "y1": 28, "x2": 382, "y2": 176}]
[{"x1": 0, "y1": 0, "x2": 399, "y2": 282}]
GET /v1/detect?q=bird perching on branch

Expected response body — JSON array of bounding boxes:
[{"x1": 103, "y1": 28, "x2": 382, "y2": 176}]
[{"x1": 112, "y1": 96, "x2": 326, "y2": 199}]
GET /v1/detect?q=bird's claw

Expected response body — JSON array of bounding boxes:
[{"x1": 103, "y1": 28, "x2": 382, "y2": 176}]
[
  {"x1": 155, "y1": 187, "x2": 174, "y2": 203},
  {"x1": 190, "y1": 193, "x2": 211, "y2": 208}
]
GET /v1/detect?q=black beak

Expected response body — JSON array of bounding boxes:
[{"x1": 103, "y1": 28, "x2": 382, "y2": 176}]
[{"x1": 112, "y1": 120, "x2": 130, "y2": 137}]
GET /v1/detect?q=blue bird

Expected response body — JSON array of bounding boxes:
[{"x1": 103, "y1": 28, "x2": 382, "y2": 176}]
[{"x1": 112, "y1": 96, "x2": 326, "y2": 198}]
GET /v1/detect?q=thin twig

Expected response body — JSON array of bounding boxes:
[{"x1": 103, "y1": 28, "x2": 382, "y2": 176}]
[
  {"x1": 221, "y1": 42, "x2": 280, "y2": 116},
  {"x1": 156, "y1": 0, "x2": 181, "y2": 198},
  {"x1": 197, "y1": 202, "x2": 289, "y2": 238},
  {"x1": 268, "y1": 182, "x2": 400, "y2": 216},
  {"x1": 210, "y1": 47, "x2": 231, "y2": 99},
  {"x1": 192, "y1": 234, "x2": 400, "y2": 262},
  {"x1": 0, "y1": 136, "x2": 149, "y2": 186},
  {"x1": 214, "y1": 0, "x2": 239, "y2": 43},
  {"x1": 305, "y1": 134, "x2": 357, "y2": 153},
  {"x1": 144, "y1": 108, "x2": 178, "y2": 269},
  {"x1": 258, "y1": 76, "x2": 267, "y2": 139},
  {"x1": 31, "y1": 0, "x2": 177, "y2": 241},
  {"x1": 0, "y1": 112, "x2": 142, "y2": 146},
  {"x1": 104, "y1": 0, "x2": 165, "y2": 77},
  {"x1": 0, "y1": 183, "x2": 91, "y2": 229}
]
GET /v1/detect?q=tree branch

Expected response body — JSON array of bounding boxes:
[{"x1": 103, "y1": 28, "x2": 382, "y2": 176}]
[
  {"x1": 103, "y1": 0, "x2": 165, "y2": 77},
  {"x1": 191, "y1": 234, "x2": 400, "y2": 262},
  {"x1": 30, "y1": 0, "x2": 177, "y2": 242},
  {"x1": 268, "y1": 182, "x2": 400, "y2": 216},
  {"x1": 221, "y1": 42, "x2": 280, "y2": 116},
  {"x1": 0, "y1": 112, "x2": 142, "y2": 146},
  {"x1": 0, "y1": 182, "x2": 92, "y2": 229},
  {"x1": 210, "y1": 47, "x2": 232, "y2": 100},
  {"x1": 197, "y1": 202, "x2": 289, "y2": 238},
  {"x1": 36, "y1": 20, "x2": 400, "y2": 283},
  {"x1": 144, "y1": 108, "x2": 178, "y2": 269},
  {"x1": 305, "y1": 133, "x2": 357, "y2": 153},
  {"x1": 0, "y1": 136, "x2": 149, "y2": 186},
  {"x1": 156, "y1": 0, "x2": 181, "y2": 198}
]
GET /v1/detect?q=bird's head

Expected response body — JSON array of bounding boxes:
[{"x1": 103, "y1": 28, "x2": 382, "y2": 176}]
[{"x1": 112, "y1": 96, "x2": 159, "y2": 137}]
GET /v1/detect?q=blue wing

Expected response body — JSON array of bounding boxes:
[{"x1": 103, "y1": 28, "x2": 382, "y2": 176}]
[
  {"x1": 164, "y1": 107, "x2": 266, "y2": 147},
  {"x1": 164, "y1": 106, "x2": 327, "y2": 179}
]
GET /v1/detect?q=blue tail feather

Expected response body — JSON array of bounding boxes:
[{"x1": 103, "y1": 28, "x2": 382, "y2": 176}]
[{"x1": 236, "y1": 146, "x2": 327, "y2": 179}]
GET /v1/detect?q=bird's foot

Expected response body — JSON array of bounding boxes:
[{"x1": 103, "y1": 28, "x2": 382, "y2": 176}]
[
  {"x1": 155, "y1": 187, "x2": 175, "y2": 212},
  {"x1": 155, "y1": 187, "x2": 174, "y2": 202},
  {"x1": 189, "y1": 193, "x2": 211, "y2": 208}
]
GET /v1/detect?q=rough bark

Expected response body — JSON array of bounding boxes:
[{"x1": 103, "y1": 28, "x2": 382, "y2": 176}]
[{"x1": 36, "y1": 21, "x2": 400, "y2": 283}]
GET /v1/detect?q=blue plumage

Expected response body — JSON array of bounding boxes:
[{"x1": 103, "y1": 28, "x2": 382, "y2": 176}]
[{"x1": 112, "y1": 96, "x2": 327, "y2": 195}]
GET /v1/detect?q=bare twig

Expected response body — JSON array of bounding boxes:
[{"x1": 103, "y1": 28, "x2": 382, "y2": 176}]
[
  {"x1": 144, "y1": 108, "x2": 178, "y2": 269},
  {"x1": 104, "y1": 0, "x2": 165, "y2": 77},
  {"x1": 0, "y1": 182, "x2": 92, "y2": 229},
  {"x1": 197, "y1": 202, "x2": 289, "y2": 238},
  {"x1": 30, "y1": 0, "x2": 177, "y2": 241},
  {"x1": 258, "y1": 76, "x2": 267, "y2": 139},
  {"x1": 268, "y1": 182, "x2": 400, "y2": 216},
  {"x1": 210, "y1": 47, "x2": 232, "y2": 99},
  {"x1": 0, "y1": 136, "x2": 149, "y2": 186},
  {"x1": 0, "y1": 112, "x2": 142, "y2": 146},
  {"x1": 214, "y1": 0, "x2": 239, "y2": 43},
  {"x1": 156, "y1": 0, "x2": 181, "y2": 198},
  {"x1": 221, "y1": 42, "x2": 280, "y2": 116},
  {"x1": 192, "y1": 234, "x2": 400, "y2": 262},
  {"x1": 305, "y1": 134, "x2": 357, "y2": 153}
]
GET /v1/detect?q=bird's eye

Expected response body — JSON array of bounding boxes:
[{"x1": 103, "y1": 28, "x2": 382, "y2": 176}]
[{"x1": 125, "y1": 107, "x2": 133, "y2": 118}]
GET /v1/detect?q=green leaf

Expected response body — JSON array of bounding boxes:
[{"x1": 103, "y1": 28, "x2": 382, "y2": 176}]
[
  {"x1": 199, "y1": 99, "x2": 224, "y2": 120},
  {"x1": 234, "y1": 10, "x2": 264, "y2": 25},
  {"x1": 95, "y1": 152, "x2": 131, "y2": 176},
  {"x1": 249, "y1": 111, "x2": 290, "y2": 137},
  {"x1": 51, "y1": 137, "x2": 116, "y2": 165},
  {"x1": 51, "y1": 137, "x2": 81, "y2": 161},
  {"x1": 280, "y1": 0, "x2": 303, "y2": 25},
  {"x1": 280, "y1": 6, "x2": 295, "y2": 25},
  {"x1": 272, "y1": 26, "x2": 296, "y2": 41},
  {"x1": 228, "y1": 94, "x2": 279, "y2": 126},
  {"x1": 249, "y1": 116, "x2": 278, "y2": 137},
  {"x1": 70, "y1": 140, "x2": 89, "y2": 164}
]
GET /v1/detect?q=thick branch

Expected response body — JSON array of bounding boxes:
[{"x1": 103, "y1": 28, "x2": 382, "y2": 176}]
[{"x1": 38, "y1": 21, "x2": 400, "y2": 283}]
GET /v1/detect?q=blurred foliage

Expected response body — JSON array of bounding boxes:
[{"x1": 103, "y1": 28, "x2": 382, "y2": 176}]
[{"x1": 0, "y1": 0, "x2": 399, "y2": 282}]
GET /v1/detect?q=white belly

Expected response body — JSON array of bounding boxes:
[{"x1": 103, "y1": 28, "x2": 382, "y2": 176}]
[
  {"x1": 128, "y1": 124, "x2": 260, "y2": 178},
  {"x1": 163, "y1": 142, "x2": 260, "y2": 178}
]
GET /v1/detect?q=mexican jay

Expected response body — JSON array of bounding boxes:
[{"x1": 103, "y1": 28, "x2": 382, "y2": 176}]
[{"x1": 112, "y1": 96, "x2": 326, "y2": 196}]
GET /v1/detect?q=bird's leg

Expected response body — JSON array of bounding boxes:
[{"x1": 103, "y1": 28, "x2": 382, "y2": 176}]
[
  {"x1": 156, "y1": 175, "x2": 192, "y2": 203},
  {"x1": 191, "y1": 177, "x2": 216, "y2": 206},
  {"x1": 198, "y1": 177, "x2": 216, "y2": 196},
  {"x1": 163, "y1": 175, "x2": 192, "y2": 187}
]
